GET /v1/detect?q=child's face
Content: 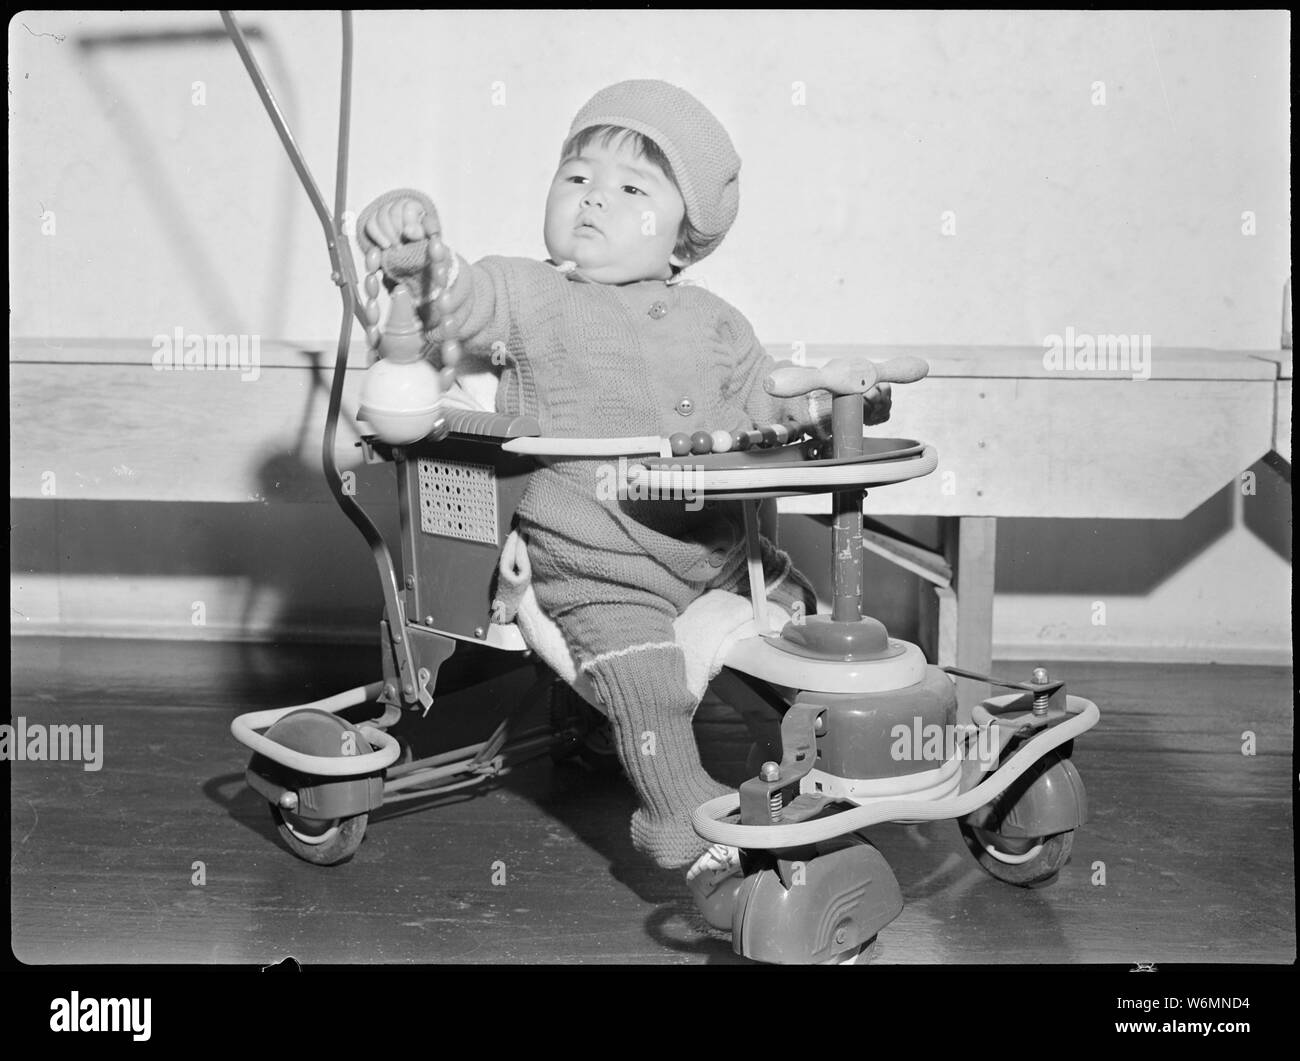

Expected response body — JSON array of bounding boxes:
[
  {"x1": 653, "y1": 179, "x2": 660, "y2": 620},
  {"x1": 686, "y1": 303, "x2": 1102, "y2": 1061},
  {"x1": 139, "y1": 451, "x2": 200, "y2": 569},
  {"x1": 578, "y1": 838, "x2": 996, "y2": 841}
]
[{"x1": 544, "y1": 133, "x2": 685, "y2": 284}]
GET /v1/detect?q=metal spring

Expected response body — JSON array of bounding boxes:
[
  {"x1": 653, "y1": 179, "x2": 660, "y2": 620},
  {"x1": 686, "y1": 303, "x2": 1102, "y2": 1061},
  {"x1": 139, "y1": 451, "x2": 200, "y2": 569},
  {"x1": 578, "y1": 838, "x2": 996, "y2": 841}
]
[
  {"x1": 769, "y1": 791, "x2": 784, "y2": 821},
  {"x1": 1033, "y1": 692, "x2": 1050, "y2": 715}
]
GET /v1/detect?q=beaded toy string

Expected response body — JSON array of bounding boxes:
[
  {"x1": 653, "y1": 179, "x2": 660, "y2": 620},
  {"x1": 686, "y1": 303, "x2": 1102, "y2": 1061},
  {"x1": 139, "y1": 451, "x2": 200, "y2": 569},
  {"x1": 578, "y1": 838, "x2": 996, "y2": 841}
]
[
  {"x1": 362, "y1": 235, "x2": 463, "y2": 388},
  {"x1": 360, "y1": 231, "x2": 818, "y2": 453}
]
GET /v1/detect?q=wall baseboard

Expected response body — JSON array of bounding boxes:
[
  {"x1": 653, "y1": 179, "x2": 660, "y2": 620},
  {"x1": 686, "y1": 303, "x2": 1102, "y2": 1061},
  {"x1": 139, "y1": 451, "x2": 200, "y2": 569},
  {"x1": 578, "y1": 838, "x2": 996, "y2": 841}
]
[
  {"x1": 9, "y1": 619, "x2": 380, "y2": 646},
  {"x1": 995, "y1": 640, "x2": 1292, "y2": 668},
  {"x1": 11, "y1": 622, "x2": 1291, "y2": 668}
]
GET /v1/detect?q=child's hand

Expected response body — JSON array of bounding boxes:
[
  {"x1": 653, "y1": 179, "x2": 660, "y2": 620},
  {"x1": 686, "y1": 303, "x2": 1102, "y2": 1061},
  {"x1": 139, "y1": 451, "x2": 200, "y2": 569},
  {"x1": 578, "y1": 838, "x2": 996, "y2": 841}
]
[
  {"x1": 766, "y1": 355, "x2": 927, "y2": 399},
  {"x1": 362, "y1": 195, "x2": 440, "y2": 250},
  {"x1": 357, "y1": 191, "x2": 466, "y2": 359},
  {"x1": 861, "y1": 382, "x2": 892, "y2": 426}
]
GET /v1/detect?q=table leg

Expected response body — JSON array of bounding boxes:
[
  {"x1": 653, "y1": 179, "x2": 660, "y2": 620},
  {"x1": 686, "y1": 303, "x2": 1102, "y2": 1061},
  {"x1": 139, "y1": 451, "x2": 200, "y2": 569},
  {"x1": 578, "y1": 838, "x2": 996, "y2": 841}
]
[
  {"x1": 743, "y1": 501, "x2": 769, "y2": 631},
  {"x1": 943, "y1": 516, "x2": 997, "y2": 724}
]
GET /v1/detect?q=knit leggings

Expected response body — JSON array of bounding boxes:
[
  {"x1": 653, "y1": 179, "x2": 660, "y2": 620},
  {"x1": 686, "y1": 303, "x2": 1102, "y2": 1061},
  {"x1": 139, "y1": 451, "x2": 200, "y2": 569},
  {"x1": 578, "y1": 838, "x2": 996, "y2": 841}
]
[{"x1": 529, "y1": 532, "x2": 817, "y2": 870}]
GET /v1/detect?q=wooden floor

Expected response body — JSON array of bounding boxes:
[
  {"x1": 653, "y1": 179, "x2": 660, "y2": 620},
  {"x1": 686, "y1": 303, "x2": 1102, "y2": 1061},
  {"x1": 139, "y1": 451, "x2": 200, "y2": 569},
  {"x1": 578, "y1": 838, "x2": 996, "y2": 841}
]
[{"x1": 9, "y1": 636, "x2": 1294, "y2": 965}]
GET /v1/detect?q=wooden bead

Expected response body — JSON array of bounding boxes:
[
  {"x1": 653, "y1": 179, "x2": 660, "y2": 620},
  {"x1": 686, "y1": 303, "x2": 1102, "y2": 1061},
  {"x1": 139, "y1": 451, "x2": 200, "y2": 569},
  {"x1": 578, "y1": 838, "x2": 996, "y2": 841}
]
[
  {"x1": 771, "y1": 424, "x2": 790, "y2": 445},
  {"x1": 731, "y1": 429, "x2": 751, "y2": 451},
  {"x1": 364, "y1": 301, "x2": 380, "y2": 325},
  {"x1": 441, "y1": 340, "x2": 462, "y2": 367},
  {"x1": 746, "y1": 429, "x2": 764, "y2": 449},
  {"x1": 364, "y1": 273, "x2": 380, "y2": 298},
  {"x1": 710, "y1": 429, "x2": 733, "y2": 453},
  {"x1": 669, "y1": 433, "x2": 692, "y2": 457},
  {"x1": 365, "y1": 325, "x2": 382, "y2": 349},
  {"x1": 365, "y1": 248, "x2": 382, "y2": 272},
  {"x1": 690, "y1": 431, "x2": 713, "y2": 455},
  {"x1": 760, "y1": 426, "x2": 780, "y2": 447}
]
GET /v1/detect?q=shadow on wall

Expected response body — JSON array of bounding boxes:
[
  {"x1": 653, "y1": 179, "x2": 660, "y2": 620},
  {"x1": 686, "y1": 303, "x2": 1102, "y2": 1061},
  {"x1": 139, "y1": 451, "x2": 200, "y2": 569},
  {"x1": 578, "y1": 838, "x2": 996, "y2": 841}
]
[
  {"x1": 10, "y1": 459, "x2": 1291, "y2": 661},
  {"x1": 997, "y1": 456, "x2": 1291, "y2": 593},
  {"x1": 251, "y1": 346, "x2": 374, "y2": 504},
  {"x1": 10, "y1": 496, "x2": 398, "y2": 705},
  {"x1": 11, "y1": 338, "x2": 397, "y2": 677},
  {"x1": 1244, "y1": 454, "x2": 1292, "y2": 564},
  {"x1": 778, "y1": 453, "x2": 1291, "y2": 644},
  {"x1": 10, "y1": 496, "x2": 397, "y2": 620},
  {"x1": 74, "y1": 20, "x2": 299, "y2": 338}
]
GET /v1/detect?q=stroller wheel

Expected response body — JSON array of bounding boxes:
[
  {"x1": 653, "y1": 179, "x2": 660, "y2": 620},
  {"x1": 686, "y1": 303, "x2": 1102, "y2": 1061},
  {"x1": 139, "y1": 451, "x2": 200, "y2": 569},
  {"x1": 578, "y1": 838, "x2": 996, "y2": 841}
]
[
  {"x1": 958, "y1": 821, "x2": 1074, "y2": 886},
  {"x1": 549, "y1": 683, "x2": 621, "y2": 775},
  {"x1": 271, "y1": 806, "x2": 368, "y2": 866},
  {"x1": 259, "y1": 708, "x2": 374, "y2": 865},
  {"x1": 957, "y1": 746, "x2": 1082, "y2": 886}
]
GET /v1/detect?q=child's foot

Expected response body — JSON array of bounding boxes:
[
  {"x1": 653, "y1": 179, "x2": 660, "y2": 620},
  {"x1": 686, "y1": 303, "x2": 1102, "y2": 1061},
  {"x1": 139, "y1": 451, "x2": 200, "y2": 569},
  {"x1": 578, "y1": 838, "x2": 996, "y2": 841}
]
[{"x1": 685, "y1": 843, "x2": 743, "y2": 932}]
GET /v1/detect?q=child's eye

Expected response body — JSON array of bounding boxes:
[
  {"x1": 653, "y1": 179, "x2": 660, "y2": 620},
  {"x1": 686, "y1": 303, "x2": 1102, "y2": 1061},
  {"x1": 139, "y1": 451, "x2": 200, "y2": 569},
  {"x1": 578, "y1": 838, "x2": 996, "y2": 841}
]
[
  {"x1": 622, "y1": 185, "x2": 646, "y2": 196},
  {"x1": 565, "y1": 175, "x2": 588, "y2": 185}
]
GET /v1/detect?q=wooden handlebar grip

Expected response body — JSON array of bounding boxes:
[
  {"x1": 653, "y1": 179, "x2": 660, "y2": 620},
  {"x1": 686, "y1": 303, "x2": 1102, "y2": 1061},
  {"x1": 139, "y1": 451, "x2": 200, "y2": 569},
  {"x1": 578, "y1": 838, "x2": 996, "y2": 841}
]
[
  {"x1": 871, "y1": 356, "x2": 930, "y2": 385},
  {"x1": 764, "y1": 355, "x2": 930, "y2": 398},
  {"x1": 764, "y1": 364, "x2": 871, "y2": 398}
]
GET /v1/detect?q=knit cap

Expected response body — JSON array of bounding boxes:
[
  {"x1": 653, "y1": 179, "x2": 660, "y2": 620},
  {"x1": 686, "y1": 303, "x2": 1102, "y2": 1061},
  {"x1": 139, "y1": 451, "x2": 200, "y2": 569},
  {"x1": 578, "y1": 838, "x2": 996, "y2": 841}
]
[{"x1": 568, "y1": 79, "x2": 740, "y2": 261}]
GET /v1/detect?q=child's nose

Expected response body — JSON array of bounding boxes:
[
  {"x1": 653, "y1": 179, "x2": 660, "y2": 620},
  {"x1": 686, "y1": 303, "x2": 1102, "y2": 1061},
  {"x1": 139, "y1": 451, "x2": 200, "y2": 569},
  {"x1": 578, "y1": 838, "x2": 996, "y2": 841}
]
[{"x1": 580, "y1": 186, "x2": 606, "y2": 209}]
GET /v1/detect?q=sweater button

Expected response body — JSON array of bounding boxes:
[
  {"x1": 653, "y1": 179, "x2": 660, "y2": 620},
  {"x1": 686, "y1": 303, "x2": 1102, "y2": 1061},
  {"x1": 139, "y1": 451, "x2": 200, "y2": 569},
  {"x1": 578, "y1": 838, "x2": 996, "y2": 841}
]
[
  {"x1": 707, "y1": 548, "x2": 727, "y2": 568},
  {"x1": 648, "y1": 300, "x2": 668, "y2": 320},
  {"x1": 675, "y1": 397, "x2": 694, "y2": 416}
]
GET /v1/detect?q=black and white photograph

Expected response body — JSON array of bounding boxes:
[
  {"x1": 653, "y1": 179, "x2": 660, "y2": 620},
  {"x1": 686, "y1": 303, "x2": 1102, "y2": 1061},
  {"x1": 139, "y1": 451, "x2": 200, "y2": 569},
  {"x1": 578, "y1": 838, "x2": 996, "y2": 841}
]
[{"x1": 8, "y1": 7, "x2": 1293, "y2": 1007}]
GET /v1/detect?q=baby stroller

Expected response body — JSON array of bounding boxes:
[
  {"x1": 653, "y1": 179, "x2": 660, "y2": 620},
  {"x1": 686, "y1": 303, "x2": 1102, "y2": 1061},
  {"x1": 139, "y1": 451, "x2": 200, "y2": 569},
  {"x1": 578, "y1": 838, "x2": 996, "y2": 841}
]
[{"x1": 224, "y1": 11, "x2": 1099, "y2": 964}]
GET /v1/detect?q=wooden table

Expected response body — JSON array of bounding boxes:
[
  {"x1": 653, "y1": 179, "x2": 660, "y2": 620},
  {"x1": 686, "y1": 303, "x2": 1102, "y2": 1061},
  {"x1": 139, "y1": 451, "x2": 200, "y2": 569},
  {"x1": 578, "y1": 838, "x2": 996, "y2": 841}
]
[
  {"x1": 1248, "y1": 349, "x2": 1292, "y2": 465},
  {"x1": 781, "y1": 346, "x2": 1286, "y2": 711},
  {"x1": 9, "y1": 339, "x2": 1289, "y2": 710}
]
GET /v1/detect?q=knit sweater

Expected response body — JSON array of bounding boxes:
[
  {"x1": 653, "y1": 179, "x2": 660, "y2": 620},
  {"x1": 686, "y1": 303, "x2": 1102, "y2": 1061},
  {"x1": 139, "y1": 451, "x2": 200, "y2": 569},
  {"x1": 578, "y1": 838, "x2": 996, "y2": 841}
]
[{"x1": 430, "y1": 255, "x2": 832, "y2": 594}]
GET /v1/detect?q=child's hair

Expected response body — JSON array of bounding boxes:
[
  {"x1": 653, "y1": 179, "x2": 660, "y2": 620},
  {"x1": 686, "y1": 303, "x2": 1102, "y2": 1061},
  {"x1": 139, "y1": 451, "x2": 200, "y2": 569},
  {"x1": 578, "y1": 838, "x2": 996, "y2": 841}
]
[{"x1": 559, "y1": 124, "x2": 715, "y2": 266}]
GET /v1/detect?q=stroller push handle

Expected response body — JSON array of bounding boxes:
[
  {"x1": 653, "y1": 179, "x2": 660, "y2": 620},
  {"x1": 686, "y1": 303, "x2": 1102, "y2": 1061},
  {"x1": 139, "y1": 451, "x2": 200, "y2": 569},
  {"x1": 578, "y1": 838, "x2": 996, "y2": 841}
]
[{"x1": 764, "y1": 355, "x2": 930, "y2": 398}]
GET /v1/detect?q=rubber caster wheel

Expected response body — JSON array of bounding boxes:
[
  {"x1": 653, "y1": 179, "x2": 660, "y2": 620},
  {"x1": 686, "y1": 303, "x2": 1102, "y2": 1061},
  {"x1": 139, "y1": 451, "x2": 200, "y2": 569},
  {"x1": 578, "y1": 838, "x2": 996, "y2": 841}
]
[
  {"x1": 958, "y1": 822, "x2": 1074, "y2": 886},
  {"x1": 259, "y1": 708, "x2": 376, "y2": 866},
  {"x1": 271, "y1": 806, "x2": 368, "y2": 866},
  {"x1": 550, "y1": 684, "x2": 621, "y2": 775}
]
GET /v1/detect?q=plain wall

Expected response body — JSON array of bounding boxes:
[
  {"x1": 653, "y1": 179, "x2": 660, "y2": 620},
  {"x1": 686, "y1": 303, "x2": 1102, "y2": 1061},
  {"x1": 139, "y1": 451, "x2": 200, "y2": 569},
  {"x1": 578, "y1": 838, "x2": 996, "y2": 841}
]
[
  {"x1": 8, "y1": 10, "x2": 1292, "y2": 659},
  {"x1": 9, "y1": 10, "x2": 1291, "y2": 345}
]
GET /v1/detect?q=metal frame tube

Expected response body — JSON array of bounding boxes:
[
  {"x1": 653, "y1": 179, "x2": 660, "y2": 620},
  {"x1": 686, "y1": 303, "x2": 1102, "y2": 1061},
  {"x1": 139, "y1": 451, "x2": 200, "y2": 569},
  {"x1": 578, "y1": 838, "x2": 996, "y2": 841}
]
[{"x1": 221, "y1": 11, "x2": 425, "y2": 706}]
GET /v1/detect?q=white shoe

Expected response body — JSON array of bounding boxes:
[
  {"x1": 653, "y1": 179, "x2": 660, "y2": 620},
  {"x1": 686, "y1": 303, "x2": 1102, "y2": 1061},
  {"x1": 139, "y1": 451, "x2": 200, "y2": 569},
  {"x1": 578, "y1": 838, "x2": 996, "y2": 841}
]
[
  {"x1": 685, "y1": 843, "x2": 741, "y2": 884},
  {"x1": 822, "y1": 937, "x2": 878, "y2": 965},
  {"x1": 685, "y1": 843, "x2": 744, "y2": 933}
]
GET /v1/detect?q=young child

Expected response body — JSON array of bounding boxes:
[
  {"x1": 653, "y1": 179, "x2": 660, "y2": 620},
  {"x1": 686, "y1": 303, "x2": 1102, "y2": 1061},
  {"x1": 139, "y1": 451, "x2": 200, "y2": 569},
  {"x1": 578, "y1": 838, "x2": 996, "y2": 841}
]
[{"x1": 359, "y1": 79, "x2": 894, "y2": 886}]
